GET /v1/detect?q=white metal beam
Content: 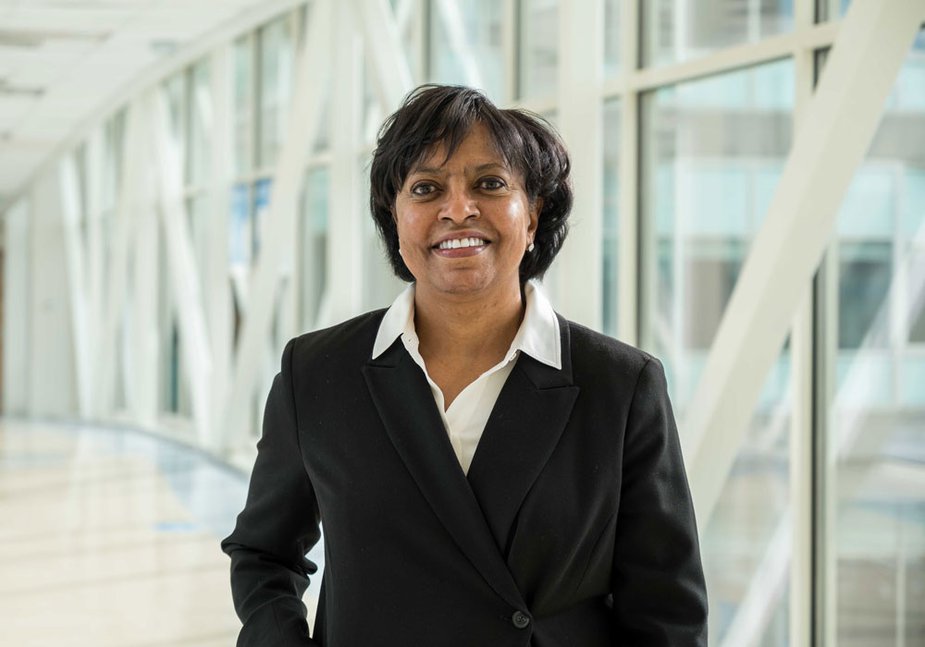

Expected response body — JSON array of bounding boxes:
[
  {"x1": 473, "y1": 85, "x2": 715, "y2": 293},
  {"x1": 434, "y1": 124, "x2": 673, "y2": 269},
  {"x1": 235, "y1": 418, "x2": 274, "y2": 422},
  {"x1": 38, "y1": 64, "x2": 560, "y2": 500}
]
[
  {"x1": 58, "y1": 155, "x2": 92, "y2": 418},
  {"x1": 222, "y1": 0, "x2": 333, "y2": 447},
  {"x1": 151, "y1": 88, "x2": 214, "y2": 444},
  {"x1": 320, "y1": 0, "x2": 364, "y2": 328},
  {"x1": 684, "y1": 0, "x2": 925, "y2": 526},
  {"x1": 205, "y1": 44, "x2": 234, "y2": 452},
  {"x1": 350, "y1": 0, "x2": 414, "y2": 113},
  {"x1": 433, "y1": 0, "x2": 484, "y2": 90},
  {"x1": 95, "y1": 110, "x2": 139, "y2": 418},
  {"x1": 126, "y1": 95, "x2": 161, "y2": 427},
  {"x1": 606, "y1": 21, "x2": 840, "y2": 97},
  {"x1": 617, "y1": 0, "x2": 640, "y2": 346},
  {"x1": 1, "y1": 198, "x2": 31, "y2": 414},
  {"x1": 548, "y1": 0, "x2": 603, "y2": 328},
  {"x1": 84, "y1": 129, "x2": 105, "y2": 415}
]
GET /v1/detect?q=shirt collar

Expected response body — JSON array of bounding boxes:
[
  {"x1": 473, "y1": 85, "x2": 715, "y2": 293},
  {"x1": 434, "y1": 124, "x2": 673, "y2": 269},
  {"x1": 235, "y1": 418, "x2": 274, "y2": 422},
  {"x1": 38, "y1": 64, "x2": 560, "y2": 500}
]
[{"x1": 372, "y1": 280, "x2": 561, "y2": 370}]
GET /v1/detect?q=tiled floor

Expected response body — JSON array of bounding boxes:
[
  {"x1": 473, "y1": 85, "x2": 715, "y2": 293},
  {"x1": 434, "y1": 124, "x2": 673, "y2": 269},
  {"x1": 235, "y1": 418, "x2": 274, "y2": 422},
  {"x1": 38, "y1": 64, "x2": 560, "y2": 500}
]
[{"x1": 0, "y1": 418, "x2": 256, "y2": 646}]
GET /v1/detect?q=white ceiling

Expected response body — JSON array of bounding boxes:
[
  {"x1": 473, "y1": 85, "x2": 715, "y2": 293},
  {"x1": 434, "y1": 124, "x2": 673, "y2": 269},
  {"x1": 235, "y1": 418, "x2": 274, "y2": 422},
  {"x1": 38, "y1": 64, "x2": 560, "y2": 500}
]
[{"x1": 0, "y1": 0, "x2": 272, "y2": 206}]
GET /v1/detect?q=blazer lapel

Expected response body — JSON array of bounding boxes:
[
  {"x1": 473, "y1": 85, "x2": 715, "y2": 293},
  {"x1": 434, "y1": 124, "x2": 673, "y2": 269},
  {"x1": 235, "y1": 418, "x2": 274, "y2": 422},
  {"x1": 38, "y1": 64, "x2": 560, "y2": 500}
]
[
  {"x1": 466, "y1": 315, "x2": 579, "y2": 557},
  {"x1": 361, "y1": 339, "x2": 525, "y2": 609}
]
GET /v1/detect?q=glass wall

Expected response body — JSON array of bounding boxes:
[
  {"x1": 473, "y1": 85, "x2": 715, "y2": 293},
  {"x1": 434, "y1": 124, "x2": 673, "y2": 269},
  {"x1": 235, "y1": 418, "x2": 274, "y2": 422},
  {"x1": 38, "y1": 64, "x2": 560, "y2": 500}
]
[
  {"x1": 603, "y1": 0, "x2": 621, "y2": 79},
  {"x1": 18, "y1": 4, "x2": 924, "y2": 645},
  {"x1": 602, "y1": 98, "x2": 620, "y2": 337},
  {"x1": 519, "y1": 0, "x2": 558, "y2": 99},
  {"x1": 826, "y1": 33, "x2": 925, "y2": 647},
  {"x1": 641, "y1": 60, "x2": 793, "y2": 407},
  {"x1": 300, "y1": 166, "x2": 328, "y2": 330},
  {"x1": 257, "y1": 16, "x2": 295, "y2": 169},
  {"x1": 429, "y1": 0, "x2": 506, "y2": 100},
  {"x1": 642, "y1": 0, "x2": 795, "y2": 66},
  {"x1": 641, "y1": 58, "x2": 795, "y2": 645}
]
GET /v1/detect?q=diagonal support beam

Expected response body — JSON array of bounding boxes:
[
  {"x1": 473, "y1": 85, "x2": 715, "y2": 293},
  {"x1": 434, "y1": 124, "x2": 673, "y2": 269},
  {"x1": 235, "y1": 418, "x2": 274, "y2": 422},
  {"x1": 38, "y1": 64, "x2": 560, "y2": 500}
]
[
  {"x1": 434, "y1": 0, "x2": 484, "y2": 90},
  {"x1": 96, "y1": 109, "x2": 139, "y2": 417},
  {"x1": 684, "y1": 0, "x2": 925, "y2": 526},
  {"x1": 127, "y1": 95, "x2": 162, "y2": 427},
  {"x1": 58, "y1": 155, "x2": 93, "y2": 418},
  {"x1": 222, "y1": 0, "x2": 333, "y2": 447},
  {"x1": 350, "y1": 0, "x2": 414, "y2": 113},
  {"x1": 151, "y1": 88, "x2": 214, "y2": 443}
]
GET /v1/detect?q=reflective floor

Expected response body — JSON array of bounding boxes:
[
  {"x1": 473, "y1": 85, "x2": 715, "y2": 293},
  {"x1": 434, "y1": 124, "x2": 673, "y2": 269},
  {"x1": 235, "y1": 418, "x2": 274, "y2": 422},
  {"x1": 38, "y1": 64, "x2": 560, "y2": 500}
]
[{"x1": 0, "y1": 418, "x2": 250, "y2": 646}]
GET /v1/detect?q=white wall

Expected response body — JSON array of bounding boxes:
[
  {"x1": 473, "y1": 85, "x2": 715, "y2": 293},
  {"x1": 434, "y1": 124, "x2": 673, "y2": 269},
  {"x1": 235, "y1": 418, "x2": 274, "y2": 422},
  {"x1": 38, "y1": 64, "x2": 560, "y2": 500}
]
[
  {"x1": 2, "y1": 198, "x2": 31, "y2": 414},
  {"x1": 26, "y1": 171, "x2": 77, "y2": 417}
]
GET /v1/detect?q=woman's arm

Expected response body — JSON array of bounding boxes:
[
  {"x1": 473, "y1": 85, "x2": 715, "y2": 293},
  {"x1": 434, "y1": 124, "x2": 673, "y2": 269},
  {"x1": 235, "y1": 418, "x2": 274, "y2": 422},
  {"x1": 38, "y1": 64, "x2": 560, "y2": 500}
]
[
  {"x1": 611, "y1": 357, "x2": 708, "y2": 645},
  {"x1": 222, "y1": 339, "x2": 322, "y2": 647}
]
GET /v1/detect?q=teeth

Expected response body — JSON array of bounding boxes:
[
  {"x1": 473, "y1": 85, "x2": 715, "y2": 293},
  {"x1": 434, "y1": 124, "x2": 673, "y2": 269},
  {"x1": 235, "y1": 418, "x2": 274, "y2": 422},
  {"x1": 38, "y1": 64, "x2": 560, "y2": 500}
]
[{"x1": 439, "y1": 237, "x2": 485, "y2": 250}]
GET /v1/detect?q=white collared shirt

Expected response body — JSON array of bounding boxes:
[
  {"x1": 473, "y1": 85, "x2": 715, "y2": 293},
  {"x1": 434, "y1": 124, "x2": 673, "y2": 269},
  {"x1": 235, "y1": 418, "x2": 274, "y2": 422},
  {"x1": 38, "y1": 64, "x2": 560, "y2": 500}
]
[{"x1": 372, "y1": 280, "x2": 562, "y2": 474}]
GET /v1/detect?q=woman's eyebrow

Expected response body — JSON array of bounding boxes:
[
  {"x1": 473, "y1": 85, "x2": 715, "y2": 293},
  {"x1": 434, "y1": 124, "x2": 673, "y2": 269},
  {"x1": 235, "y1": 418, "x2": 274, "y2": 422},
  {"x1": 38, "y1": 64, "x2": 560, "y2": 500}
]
[
  {"x1": 409, "y1": 165, "x2": 443, "y2": 175},
  {"x1": 408, "y1": 162, "x2": 508, "y2": 175},
  {"x1": 473, "y1": 162, "x2": 509, "y2": 173}
]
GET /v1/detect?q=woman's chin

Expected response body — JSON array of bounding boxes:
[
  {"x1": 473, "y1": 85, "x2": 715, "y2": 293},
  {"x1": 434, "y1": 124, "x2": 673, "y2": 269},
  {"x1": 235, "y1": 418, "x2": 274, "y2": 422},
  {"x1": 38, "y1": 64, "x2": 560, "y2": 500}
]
[{"x1": 418, "y1": 272, "x2": 510, "y2": 300}]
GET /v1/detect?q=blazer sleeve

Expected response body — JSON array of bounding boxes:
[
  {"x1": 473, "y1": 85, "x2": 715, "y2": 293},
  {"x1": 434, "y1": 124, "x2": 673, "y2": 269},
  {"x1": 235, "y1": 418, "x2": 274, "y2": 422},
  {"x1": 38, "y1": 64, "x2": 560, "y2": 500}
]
[
  {"x1": 611, "y1": 357, "x2": 708, "y2": 645},
  {"x1": 222, "y1": 339, "x2": 322, "y2": 647}
]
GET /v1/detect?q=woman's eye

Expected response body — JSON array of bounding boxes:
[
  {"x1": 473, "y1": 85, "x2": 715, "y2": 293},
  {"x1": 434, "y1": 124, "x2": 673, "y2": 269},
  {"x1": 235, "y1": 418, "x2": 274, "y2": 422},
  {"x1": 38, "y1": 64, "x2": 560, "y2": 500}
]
[
  {"x1": 480, "y1": 177, "x2": 505, "y2": 191},
  {"x1": 410, "y1": 182, "x2": 436, "y2": 196}
]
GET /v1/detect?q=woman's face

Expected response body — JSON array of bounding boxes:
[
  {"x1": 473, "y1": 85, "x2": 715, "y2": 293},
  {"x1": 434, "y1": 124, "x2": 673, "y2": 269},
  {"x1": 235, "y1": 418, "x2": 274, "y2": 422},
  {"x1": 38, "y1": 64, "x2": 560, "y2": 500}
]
[{"x1": 393, "y1": 123, "x2": 539, "y2": 302}]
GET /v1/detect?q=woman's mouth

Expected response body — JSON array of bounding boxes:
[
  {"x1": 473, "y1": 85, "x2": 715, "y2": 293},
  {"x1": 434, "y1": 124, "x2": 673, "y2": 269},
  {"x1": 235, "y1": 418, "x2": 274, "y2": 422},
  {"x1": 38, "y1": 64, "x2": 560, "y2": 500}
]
[{"x1": 435, "y1": 237, "x2": 488, "y2": 250}]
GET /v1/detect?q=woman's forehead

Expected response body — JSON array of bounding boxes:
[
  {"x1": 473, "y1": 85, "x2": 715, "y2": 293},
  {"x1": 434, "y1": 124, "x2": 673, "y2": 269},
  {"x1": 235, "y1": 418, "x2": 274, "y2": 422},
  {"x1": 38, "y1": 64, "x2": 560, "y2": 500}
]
[{"x1": 411, "y1": 123, "x2": 511, "y2": 172}]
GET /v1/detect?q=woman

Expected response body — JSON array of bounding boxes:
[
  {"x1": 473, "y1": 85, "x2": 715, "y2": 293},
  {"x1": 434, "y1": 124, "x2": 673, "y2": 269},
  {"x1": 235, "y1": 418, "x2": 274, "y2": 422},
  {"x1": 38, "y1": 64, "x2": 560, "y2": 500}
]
[{"x1": 222, "y1": 85, "x2": 708, "y2": 646}]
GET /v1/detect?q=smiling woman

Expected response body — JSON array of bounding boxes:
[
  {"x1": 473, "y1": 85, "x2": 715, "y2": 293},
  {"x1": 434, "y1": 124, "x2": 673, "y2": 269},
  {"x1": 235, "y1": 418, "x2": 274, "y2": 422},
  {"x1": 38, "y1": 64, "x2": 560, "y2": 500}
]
[{"x1": 222, "y1": 85, "x2": 708, "y2": 646}]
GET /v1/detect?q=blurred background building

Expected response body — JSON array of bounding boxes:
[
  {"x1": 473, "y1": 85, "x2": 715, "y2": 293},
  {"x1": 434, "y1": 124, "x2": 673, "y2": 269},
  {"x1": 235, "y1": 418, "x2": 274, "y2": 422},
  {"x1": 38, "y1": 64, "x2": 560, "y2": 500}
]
[{"x1": 0, "y1": 0, "x2": 923, "y2": 645}]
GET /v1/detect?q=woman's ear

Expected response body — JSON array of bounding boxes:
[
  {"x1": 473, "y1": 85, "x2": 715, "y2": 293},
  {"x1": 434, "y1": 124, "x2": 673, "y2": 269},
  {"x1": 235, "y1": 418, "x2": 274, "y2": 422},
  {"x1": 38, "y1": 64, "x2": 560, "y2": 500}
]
[{"x1": 528, "y1": 197, "x2": 543, "y2": 239}]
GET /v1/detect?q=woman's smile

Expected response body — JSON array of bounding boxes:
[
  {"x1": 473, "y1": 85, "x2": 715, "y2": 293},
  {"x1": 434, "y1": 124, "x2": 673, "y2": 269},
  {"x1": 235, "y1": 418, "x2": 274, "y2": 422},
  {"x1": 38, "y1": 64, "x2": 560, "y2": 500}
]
[{"x1": 432, "y1": 232, "x2": 490, "y2": 258}]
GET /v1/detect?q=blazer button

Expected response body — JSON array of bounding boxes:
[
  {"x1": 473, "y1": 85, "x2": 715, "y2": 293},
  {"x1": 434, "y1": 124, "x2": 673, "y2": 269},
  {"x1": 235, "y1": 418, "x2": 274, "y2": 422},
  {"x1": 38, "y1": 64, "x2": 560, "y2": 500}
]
[{"x1": 511, "y1": 610, "x2": 531, "y2": 629}]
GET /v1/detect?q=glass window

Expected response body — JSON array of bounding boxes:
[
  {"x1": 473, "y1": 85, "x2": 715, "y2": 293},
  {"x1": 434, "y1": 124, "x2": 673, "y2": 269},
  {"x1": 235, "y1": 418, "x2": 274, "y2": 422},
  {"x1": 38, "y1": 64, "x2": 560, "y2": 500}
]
[
  {"x1": 641, "y1": 59, "x2": 795, "y2": 645},
  {"x1": 361, "y1": 156, "x2": 404, "y2": 310},
  {"x1": 603, "y1": 0, "x2": 620, "y2": 79},
  {"x1": 642, "y1": 0, "x2": 794, "y2": 67},
  {"x1": 519, "y1": 0, "x2": 558, "y2": 99},
  {"x1": 101, "y1": 110, "x2": 125, "y2": 213},
  {"x1": 300, "y1": 167, "x2": 329, "y2": 330},
  {"x1": 390, "y1": 0, "x2": 424, "y2": 80},
  {"x1": 73, "y1": 144, "x2": 90, "y2": 253},
  {"x1": 430, "y1": 0, "x2": 505, "y2": 101},
  {"x1": 187, "y1": 60, "x2": 211, "y2": 187},
  {"x1": 890, "y1": 31, "x2": 925, "y2": 111},
  {"x1": 252, "y1": 177, "x2": 273, "y2": 260},
  {"x1": 229, "y1": 183, "x2": 253, "y2": 270},
  {"x1": 314, "y1": 90, "x2": 332, "y2": 153},
  {"x1": 163, "y1": 73, "x2": 186, "y2": 163},
  {"x1": 233, "y1": 35, "x2": 255, "y2": 175},
  {"x1": 641, "y1": 59, "x2": 794, "y2": 406},
  {"x1": 699, "y1": 343, "x2": 792, "y2": 644},
  {"x1": 258, "y1": 16, "x2": 295, "y2": 169},
  {"x1": 910, "y1": 251, "x2": 925, "y2": 345},
  {"x1": 817, "y1": 0, "x2": 851, "y2": 21},
  {"x1": 837, "y1": 242, "x2": 892, "y2": 350},
  {"x1": 602, "y1": 98, "x2": 620, "y2": 337},
  {"x1": 826, "y1": 33, "x2": 925, "y2": 646},
  {"x1": 186, "y1": 194, "x2": 211, "y2": 298}
]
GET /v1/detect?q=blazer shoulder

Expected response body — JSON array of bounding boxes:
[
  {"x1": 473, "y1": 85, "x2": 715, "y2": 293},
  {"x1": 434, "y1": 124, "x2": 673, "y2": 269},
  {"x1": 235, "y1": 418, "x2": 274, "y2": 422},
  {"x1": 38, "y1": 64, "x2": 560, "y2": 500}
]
[
  {"x1": 288, "y1": 309, "x2": 387, "y2": 370},
  {"x1": 562, "y1": 317, "x2": 660, "y2": 381}
]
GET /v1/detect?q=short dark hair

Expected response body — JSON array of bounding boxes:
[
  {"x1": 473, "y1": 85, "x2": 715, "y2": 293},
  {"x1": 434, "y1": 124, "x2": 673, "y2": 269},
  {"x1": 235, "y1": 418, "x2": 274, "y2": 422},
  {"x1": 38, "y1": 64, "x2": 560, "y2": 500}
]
[{"x1": 369, "y1": 84, "x2": 572, "y2": 283}]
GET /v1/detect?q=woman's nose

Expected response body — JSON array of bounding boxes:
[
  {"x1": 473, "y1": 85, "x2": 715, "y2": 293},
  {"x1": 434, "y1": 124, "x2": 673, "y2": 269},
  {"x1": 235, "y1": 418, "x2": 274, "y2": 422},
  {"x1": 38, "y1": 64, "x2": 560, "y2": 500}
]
[{"x1": 439, "y1": 187, "x2": 479, "y2": 222}]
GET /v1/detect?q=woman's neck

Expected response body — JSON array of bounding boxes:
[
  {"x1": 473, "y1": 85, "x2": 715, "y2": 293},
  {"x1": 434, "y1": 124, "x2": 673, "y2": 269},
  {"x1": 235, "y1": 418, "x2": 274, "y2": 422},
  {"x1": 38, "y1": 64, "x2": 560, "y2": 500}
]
[{"x1": 413, "y1": 282, "x2": 525, "y2": 365}]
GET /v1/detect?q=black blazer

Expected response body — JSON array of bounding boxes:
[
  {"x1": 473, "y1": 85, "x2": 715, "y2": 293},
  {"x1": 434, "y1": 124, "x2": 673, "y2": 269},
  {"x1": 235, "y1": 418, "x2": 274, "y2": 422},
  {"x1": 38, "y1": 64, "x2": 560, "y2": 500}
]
[{"x1": 222, "y1": 310, "x2": 707, "y2": 646}]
